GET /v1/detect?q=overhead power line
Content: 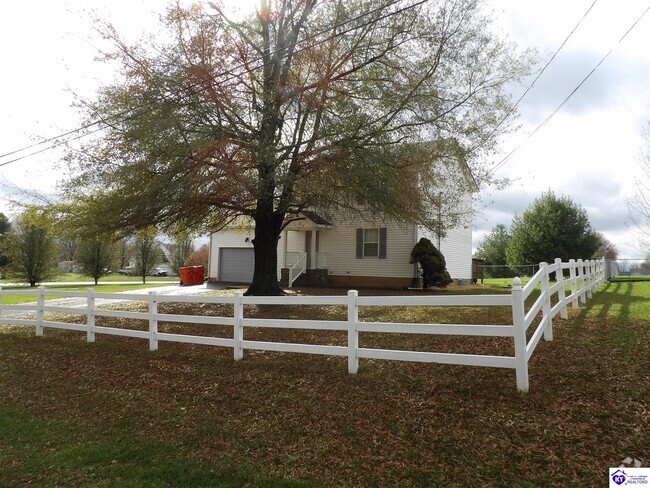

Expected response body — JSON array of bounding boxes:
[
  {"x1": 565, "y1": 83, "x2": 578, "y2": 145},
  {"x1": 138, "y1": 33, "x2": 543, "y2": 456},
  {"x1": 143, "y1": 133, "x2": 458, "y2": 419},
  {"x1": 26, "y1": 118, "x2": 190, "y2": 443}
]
[
  {"x1": 0, "y1": 0, "x2": 427, "y2": 167},
  {"x1": 489, "y1": 4, "x2": 650, "y2": 176},
  {"x1": 472, "y1": 0, "x2": 599, "y2": 156},
  {"x1": 0, "y1": 126, "x2": 108, "y2": 169}
]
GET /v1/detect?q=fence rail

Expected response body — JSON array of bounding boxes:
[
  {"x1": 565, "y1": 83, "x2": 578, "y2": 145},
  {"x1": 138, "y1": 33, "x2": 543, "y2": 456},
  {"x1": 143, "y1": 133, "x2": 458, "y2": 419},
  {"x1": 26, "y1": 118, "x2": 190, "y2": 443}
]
[{"x1": 0, "y1": 258, "x2": 606, "y2": 392}]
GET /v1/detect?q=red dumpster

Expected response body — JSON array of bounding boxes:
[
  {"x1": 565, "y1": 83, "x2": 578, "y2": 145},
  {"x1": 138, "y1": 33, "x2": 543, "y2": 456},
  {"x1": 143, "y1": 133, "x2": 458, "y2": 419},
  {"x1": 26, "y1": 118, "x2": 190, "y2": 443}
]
[{"x1": 179, "y1": 266, "x2": 205, "y2": 286}]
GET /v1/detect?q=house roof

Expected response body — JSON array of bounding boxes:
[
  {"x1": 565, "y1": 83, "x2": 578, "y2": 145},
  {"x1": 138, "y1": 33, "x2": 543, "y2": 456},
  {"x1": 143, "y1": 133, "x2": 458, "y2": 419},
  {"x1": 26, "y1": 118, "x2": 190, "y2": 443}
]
[{"x1": 300, "y1": 210, "x2": 332, "y2": 227}]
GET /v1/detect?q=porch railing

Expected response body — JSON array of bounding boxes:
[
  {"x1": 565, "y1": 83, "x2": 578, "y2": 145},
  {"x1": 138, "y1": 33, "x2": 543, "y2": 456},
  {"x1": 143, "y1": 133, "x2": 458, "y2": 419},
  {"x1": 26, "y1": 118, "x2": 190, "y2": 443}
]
[{"x1": 288, "y1": 252, "x2": 307, "y2": 287}]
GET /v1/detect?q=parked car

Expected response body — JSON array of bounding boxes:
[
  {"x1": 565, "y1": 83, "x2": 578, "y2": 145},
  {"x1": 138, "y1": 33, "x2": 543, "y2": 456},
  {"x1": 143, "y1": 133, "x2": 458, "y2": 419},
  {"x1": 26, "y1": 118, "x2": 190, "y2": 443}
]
[
  {"x1": 117, "y1": 268, "x2": 131, "y2": 275},
  {"x1": 151, "y1": 268, "x2": 168, "y2": 277}
]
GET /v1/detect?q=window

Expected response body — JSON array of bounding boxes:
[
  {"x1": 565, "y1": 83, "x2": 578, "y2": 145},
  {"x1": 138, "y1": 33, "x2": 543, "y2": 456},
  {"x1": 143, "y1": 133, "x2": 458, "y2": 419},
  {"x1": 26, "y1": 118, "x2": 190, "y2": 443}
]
[
  {"x1": 363, "y1": 228, "x2": 379, "y2": 257},
  {"x1": 356, "y1": 227, "x2": 386, "y2": 259}
]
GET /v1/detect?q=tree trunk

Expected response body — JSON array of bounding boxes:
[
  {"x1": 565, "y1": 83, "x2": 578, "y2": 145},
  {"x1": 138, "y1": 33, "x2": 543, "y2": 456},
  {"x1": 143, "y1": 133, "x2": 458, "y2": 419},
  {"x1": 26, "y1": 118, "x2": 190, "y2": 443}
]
[{"x1": 245, "y1": 213, "x2": 284, "y2": 296}]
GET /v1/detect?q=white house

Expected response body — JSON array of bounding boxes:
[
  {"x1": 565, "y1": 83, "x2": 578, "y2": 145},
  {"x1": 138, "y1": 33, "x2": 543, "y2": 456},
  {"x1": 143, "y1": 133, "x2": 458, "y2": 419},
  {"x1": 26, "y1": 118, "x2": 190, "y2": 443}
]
[{"x1": 208, "y1": 194, "x2": 473, "y2": 288}]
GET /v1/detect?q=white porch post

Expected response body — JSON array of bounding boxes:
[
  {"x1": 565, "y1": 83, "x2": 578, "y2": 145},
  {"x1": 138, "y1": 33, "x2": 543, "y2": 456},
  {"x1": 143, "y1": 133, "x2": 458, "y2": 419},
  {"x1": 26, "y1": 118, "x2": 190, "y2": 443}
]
[{"x1": 283, "y1": 230, "x2": 288, "y2": 271}]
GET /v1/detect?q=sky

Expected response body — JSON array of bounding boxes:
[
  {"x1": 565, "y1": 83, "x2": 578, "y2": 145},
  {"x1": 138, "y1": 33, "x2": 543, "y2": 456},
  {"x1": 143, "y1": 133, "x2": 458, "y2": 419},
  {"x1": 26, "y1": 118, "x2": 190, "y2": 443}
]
[{"x1": 1, "y1": 0, "x2": 649, "y2": 258}]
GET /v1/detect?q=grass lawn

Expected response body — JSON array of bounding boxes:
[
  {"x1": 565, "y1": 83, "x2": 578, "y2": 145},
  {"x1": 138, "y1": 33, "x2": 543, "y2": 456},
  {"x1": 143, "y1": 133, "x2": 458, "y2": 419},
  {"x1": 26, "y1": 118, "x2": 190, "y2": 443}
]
[
  {"x1": 1, "y1": 272, "x2": 177, "y2": 284},
  {"x1": 60, "y1": 272, "x2": 177, "y2": 283},
  {"x1": 610, "y1": 275, "x2": 650, "y2": 282},
  {"x1": 481, "y1": 277, "x2": 529, "y2": 288},
  {"x1": 0, "y1": 283, "x2": 174, "y2": 305},
  {"x1": 0, "y1": 281, "x2": 648, "y2": 486}
]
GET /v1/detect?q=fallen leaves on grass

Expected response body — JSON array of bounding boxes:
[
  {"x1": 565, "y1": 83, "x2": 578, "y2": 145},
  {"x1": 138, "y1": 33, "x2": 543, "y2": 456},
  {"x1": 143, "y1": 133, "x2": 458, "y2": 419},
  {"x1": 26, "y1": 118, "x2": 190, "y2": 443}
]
[{"x1": 0, "y1": 285, "x2": 648, "y2": 486}]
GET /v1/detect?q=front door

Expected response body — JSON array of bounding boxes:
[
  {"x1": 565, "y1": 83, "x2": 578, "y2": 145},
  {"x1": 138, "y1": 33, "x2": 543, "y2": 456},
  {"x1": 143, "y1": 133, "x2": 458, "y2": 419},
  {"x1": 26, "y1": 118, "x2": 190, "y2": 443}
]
[{"x1": 305, "y1": 231, "x2": 312, "y2": 269}]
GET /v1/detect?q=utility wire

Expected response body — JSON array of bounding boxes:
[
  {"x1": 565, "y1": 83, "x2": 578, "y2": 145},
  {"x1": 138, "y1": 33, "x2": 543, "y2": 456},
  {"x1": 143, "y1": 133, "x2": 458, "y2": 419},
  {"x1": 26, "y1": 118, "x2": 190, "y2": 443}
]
[
  {"x1": 470, "y1": 0, "x2": 599, "y2": 157},
  {"x1": 489, "y1": 4, "x2": 650, "y2": 176},
  {"x1": 0, "y1": 126, "x2": 107, "y2": 168},
  {"x1": 0, "y1": 0, "x2": 426, "y2": 166}
]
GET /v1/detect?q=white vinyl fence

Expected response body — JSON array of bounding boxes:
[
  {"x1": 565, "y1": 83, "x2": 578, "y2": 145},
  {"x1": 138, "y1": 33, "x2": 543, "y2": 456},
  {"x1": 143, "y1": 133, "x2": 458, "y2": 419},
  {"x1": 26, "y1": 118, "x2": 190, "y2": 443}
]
[{"x1": 0, "y1": 258, "x2": 606, "y2": 392}]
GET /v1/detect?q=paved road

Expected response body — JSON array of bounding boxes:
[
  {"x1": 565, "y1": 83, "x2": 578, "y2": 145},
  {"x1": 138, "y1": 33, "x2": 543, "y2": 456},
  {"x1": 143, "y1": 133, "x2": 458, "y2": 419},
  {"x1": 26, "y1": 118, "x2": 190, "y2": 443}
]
[{"x1": 0, "y1": 282, "x2": 236, "y2": 321}]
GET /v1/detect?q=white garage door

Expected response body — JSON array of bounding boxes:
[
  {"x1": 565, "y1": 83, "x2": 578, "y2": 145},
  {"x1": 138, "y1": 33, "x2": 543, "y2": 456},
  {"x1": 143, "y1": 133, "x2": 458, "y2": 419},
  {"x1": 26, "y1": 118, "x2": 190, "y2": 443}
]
[{"x1": 220, "y1": 248, "x2": 254, "y2": 282}]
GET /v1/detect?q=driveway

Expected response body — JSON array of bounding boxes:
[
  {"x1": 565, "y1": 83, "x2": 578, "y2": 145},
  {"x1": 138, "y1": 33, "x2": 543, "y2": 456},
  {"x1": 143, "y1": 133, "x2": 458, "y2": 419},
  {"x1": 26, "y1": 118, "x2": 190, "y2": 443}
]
[{"x1": 0, "y1": 282, "x2": 237, "y2": 321}]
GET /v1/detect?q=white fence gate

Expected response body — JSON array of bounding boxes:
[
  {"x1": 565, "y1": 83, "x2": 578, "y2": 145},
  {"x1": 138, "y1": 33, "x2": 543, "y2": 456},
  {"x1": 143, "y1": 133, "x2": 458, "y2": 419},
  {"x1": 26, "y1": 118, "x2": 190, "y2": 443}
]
[{"x1": 0, "y1": 258, "x2": 606, "y2": 392}]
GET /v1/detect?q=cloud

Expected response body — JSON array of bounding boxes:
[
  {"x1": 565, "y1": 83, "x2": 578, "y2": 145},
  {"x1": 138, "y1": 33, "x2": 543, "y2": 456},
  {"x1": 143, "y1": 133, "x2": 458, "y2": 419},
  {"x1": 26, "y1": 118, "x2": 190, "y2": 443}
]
[
  {"x1": 473, "y1": 178, "x2": 633, "y2": 251},
  {"x1": 511, "y1": 49, "x2": 648, "y2": 124}
]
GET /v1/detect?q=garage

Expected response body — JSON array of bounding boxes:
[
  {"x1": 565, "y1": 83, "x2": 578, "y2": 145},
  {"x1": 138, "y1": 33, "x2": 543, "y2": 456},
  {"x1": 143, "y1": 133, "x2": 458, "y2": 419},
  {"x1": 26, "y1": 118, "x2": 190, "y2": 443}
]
[{"x1": 219, "y1": 248, "x2": 255, "y2": 283}]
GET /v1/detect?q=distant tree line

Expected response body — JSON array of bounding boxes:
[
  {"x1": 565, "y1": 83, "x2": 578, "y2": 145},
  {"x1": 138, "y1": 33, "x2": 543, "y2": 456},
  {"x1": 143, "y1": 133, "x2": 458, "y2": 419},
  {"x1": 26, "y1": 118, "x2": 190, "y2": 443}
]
[
  {"x1": 0, "y1": 208, "x2": 200, "y2": 286},
  {"x1": 475, "y1": 192, "x2": 614, "y2": 278}
]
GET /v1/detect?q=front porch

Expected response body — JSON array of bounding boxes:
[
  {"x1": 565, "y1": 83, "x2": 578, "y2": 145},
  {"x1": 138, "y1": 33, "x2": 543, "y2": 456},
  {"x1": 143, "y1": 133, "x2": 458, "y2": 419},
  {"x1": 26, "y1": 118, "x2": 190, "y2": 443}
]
[{"x1": 279, "y1": 213, "x2": 331, "y2": 287}]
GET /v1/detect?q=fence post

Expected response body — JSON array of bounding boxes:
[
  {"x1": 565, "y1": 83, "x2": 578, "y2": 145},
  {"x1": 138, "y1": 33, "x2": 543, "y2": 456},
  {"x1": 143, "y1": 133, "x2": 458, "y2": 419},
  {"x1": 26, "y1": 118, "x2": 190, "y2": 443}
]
[
  {"x1": 36, "y1": 286, "x2": 45, "y2": 336},
  {"x1": 577, "y1": 259, "x2": 586, "y2": 304},
  {"x1": 591, "y1": 259, "x2": 600, "y2": 293},
  {"x1": 600, "y1": 257, "x2": 606, "y2": 285},
  {"x1": 585, "y1": 260, "x2": 593, "y2": 300},
  {"x1": 568, "y1": 259, "x2": 578, "y2": 308},
  {"x1": 511, "y1": 277, "x2": 528, "y2": 393},
  {"x1": 540, "y1": 262, "x2": 553, "y2": 341},
  {"x1": 596, "y1": 258, "x2": 602, "y2": 285},
  {"x1": 87, "y1": 288, "x2": 95, "y2": 343},
  {"x1": 347, "y1": 290, "x2": 359, "y2": 374},
  {"x1": 148, "y1": 291, "x2": 158, "y2": 351},
  {"x1": 233, "y1": 291, "x2": 244, "y2": 361},
  {"x1": 554, "y1": 258, "x2": 568, "y2": 319}
]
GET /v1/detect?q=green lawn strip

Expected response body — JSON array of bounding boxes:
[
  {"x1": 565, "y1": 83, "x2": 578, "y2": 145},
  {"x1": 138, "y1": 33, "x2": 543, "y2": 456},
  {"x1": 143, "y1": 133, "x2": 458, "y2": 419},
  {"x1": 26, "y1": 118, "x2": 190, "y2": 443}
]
[
  {"x1": 0, "y1": 273, "x2": 177, "y2": 284},
  {"x1": 0, "y1": 405, "x2": 306, "y2": 488},
  {"x1": 0, "y1": 282, "x2": 647, "y2": 486},
  {"x1": 52, "y1": 272, "x2": 178, "y2": 283},
  {"x1": 610, "y1": 275, "x2": 650, "y2": 282},
  {"x1": 576, "y1": 280, "x2": 650, "y2": 323},
  {"x1": 481, "y1": 277, "x2": 530, "y2": 288},
  {"x1": 0, "y1": 283, "x2": 173, "y2": 305}
]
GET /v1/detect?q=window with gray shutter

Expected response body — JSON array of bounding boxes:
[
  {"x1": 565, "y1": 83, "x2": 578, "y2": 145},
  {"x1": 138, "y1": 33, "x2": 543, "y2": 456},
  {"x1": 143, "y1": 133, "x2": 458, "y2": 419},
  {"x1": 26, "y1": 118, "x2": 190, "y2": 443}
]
[
  {"x1": 356, "y1": 228, "x2": 363, "y2": 258},
  {"x1": 356, "y1": 227, "x2": 387, "y2": 258},
  {"x1": 379, "y1": 227, "x2": 387, "y2": 259}
]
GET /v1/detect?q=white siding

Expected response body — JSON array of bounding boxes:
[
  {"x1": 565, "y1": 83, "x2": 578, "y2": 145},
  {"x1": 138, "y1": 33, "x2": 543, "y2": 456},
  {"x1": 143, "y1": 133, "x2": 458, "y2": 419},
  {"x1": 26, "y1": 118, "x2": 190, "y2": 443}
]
[
  {"x1": 209, "y1": 193, "x2": 473, "y2": 282},
  {"x1": 209, "y1": 229, "x2": 254, "y2": 281},
  {"x1": 210, "y1": 229, "x2": 289, "y2": 281},
  {"x1": 417, "y1": 193, "x2": 473, "y2": 280},
  {"x1": 318, "y1": 213, "x2": 417, "y2": 279},
  {"x1": 418, "y1": 225, "x2": 472, "y2": 280},
  {"x1": 283, "y1": 230, "x2": 306, "y2": 254}
]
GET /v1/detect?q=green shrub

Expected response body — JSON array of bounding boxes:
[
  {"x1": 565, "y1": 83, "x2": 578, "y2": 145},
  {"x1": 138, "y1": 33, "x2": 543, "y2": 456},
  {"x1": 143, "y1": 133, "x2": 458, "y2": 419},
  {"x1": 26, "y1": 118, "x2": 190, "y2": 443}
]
[{"x1": 410, "y1": 238, "x2": 452, "y2": 288}]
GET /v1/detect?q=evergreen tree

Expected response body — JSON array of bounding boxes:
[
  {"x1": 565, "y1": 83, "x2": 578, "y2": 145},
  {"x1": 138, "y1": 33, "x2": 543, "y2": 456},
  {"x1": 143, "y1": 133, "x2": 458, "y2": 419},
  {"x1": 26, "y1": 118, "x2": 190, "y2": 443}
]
[
  {"x1": 475, "y1": 224, "x2": 511, "y2": 278},
  {"x1": 410, "y1": 238, "x2": 452, "y2": 288},
  {"x1": 506, "y1": 192, "x2": 599, "y2": 270}
]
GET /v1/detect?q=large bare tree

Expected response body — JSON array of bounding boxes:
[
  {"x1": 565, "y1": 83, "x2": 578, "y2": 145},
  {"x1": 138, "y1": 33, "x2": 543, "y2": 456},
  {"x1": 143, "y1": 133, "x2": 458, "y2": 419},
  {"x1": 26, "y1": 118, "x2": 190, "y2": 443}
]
[
  {"x1": 62, "y1": 0, "x2": 534, "y2": 294},
  {"x1": 629, "y1": 122, "x2": 650, "y2": 252}
]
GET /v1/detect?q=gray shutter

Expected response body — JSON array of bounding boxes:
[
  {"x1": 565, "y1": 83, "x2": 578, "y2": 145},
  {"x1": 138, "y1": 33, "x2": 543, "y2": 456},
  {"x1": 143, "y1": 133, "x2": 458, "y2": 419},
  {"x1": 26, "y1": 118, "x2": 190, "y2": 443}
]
[
  {"x1": 379, "y1": 227, "x2": 387, "y2": 259},
  {"x1": 356, "y1": 228, "x2": 363, "y2": 258}
]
